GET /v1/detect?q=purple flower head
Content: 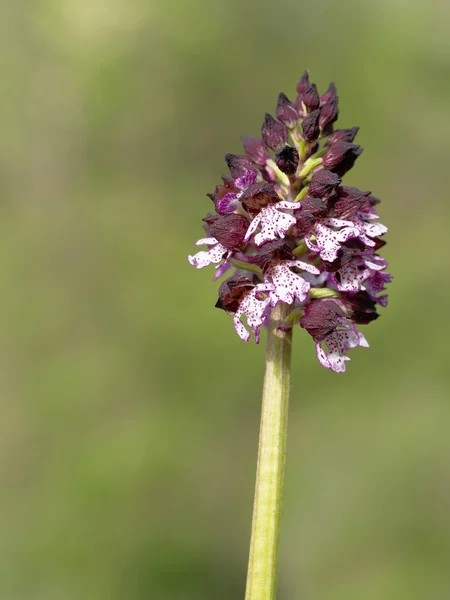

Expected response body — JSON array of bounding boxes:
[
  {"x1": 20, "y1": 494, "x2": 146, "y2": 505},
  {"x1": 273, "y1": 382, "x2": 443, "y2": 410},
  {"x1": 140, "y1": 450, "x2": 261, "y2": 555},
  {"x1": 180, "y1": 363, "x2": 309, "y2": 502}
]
[{"x1": 189, "y1": 71, "x2": 391, "y2": 371}]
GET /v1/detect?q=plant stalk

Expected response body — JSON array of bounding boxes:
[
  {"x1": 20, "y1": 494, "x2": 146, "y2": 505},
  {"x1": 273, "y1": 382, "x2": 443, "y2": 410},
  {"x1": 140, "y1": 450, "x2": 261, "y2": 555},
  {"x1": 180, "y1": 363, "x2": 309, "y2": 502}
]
[{"x1": 244, "y1": 303, "x2": 292, "y2": 600}]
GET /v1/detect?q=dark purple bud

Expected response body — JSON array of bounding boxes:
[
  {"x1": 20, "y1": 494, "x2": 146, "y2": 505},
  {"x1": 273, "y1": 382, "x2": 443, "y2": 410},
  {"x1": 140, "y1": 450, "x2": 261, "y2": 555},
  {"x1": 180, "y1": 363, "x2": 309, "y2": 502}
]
[
  {"x1": 253, "y1": 240, "x2": 293, "y2": 270},
  {"x1": 320, "y1": 82, "x2": 337, "y2": 106},
  {"x1": 261, "y1": 113, "x2": 288, "y2": 151},
  {"x1": 205, "y1": 213, "x2": 250, "y2": 251},
  {"x1": 241, "y1": 136, "x2": 270, "y2": 167},
  {"x1": 326, "y1": 127, "x2": 359, "y2": 146},
  {"x1": 330, "y1": 186, "x2": 370, "y2": 219},
  {"x1": 309, "y1": 169, "x2": 341, "y2": 198},
  {"x1": 241, "y1": 182, "x2": 280, "y2": 213},
  {"x1": 275, "y1": 146, "x2": 299, "y2": 176},
  {"x1": 319, "y1": 98, "x2": 339, "y2": 130},
  {"x1": 216, "y1": 275, "x2": 254, "y2": 314},
  {"x1": 276, "y1": 93, "x2": 298, "y2": 128},
  {"x1": 296, "y1": 70, "x2": 310, "y2": 95},
  {"x1": 301, "y1": 84, "x2": 320, "y2": 111},
  {"x1": 295, "y1": 196, "x2": 328, "y2": 235},
  {"x1": 300, "y1": 299, "x2": 345, "y2": 341},
  {"x1": 340, "y1": 292, "x2": 379, "y2": 324},
  {"x1": 322, "y1": 141, "x2": 363, "y2": 176},
  {"x1": 225, "y1": 153, "x2": 257, "y2": 178},
  {"x1": 302, "y1": 109, "x2": 320, "y2": 142}
]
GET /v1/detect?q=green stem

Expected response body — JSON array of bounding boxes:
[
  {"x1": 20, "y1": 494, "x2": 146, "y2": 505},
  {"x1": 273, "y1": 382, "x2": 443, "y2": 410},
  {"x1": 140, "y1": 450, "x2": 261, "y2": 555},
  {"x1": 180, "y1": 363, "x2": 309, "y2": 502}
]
[{"x1": 245, "y1": 303, "x2": 292, "y2": 600}]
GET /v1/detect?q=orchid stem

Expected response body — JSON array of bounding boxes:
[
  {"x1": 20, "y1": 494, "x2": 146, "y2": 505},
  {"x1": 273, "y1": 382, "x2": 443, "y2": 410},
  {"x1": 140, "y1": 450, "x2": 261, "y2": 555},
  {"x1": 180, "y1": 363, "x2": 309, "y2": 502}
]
[{"x1": 245, "y1": 303, "x2": 292, "y2": 600}]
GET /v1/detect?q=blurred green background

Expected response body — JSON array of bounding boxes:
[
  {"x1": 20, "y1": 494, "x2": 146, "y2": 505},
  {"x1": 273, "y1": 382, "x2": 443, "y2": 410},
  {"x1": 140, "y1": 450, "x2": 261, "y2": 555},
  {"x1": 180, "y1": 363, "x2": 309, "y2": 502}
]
[{"x1": 0, "y1": 0, "x2": 449, "y2": 598}]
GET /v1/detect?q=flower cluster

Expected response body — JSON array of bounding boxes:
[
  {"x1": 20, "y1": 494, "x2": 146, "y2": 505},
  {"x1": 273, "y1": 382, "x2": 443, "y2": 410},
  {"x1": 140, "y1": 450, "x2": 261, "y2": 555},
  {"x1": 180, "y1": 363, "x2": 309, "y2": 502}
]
[{"x1": 189, "y1": 72, "x2": 391, "y2": 372}]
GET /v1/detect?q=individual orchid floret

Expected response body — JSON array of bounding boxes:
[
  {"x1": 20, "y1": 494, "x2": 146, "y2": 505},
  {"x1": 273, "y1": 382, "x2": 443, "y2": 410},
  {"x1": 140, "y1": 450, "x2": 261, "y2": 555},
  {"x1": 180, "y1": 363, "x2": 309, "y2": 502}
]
[
  {"x1": 216, "y1": 275, "x2": 274, "y2": 343},
  {"x1": 189, "y1": 71, "x2": 390, "y2": 372},
  {"x1": 244, "y1": 201, "x2": 299, "y2": 247},
  {"x1": 300, "y1": 299, "x2": 369, "y2": 373},
  {"x1": 304, "y1": 218, "x2": 360, "y2": 262},
  {"x1": 216, "y1": 169, "x2": 258, "y2": 214},
  {"x1": 266, "y1": 260, "x2": 320, "y2": 306}
]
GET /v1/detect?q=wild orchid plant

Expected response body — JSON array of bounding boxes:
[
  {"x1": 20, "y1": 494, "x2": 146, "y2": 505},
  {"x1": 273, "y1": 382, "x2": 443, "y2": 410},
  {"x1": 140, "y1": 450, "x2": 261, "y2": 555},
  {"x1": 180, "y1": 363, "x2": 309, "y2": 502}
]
[{"x1": 188, "y1": 71, "x2": 391, "y2": 599}]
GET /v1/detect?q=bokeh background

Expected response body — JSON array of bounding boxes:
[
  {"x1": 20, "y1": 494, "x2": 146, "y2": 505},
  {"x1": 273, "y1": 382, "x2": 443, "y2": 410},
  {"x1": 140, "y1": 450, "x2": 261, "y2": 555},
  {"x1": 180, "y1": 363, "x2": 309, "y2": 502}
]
[{"x1": 1, "y1": 1, "x2": 449, "y2": 598}]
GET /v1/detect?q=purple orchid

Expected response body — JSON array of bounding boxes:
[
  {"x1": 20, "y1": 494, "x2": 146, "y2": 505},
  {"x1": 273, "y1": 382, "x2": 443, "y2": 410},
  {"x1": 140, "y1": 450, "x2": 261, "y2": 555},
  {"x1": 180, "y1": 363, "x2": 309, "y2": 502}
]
[{"x1": 189, "y1": 72, "x2": 391, "y2": 372}]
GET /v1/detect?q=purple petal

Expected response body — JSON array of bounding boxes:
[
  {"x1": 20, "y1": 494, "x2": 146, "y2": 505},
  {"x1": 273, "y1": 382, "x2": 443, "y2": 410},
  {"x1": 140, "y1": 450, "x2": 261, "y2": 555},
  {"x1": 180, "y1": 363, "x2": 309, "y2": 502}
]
[{"x1": 216, "y1": 192, "x2": 239, "y2": 215}]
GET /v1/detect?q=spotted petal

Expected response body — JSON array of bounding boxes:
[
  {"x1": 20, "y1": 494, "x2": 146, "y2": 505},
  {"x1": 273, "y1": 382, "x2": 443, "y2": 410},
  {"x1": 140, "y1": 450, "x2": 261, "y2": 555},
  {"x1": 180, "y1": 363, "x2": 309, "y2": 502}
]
[
  {"x1": 316, "y1": 327, "x2": 369, "y2": 373},
  {"x1": 188, "y1": 237, "x2": 228, "y2": 269}
]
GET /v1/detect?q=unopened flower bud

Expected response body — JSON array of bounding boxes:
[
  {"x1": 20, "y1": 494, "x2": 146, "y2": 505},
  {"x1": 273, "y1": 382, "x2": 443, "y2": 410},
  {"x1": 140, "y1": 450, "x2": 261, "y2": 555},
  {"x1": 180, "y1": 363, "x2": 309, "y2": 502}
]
[
  {"x1": 319, "y1": 98, "x2": 339, "y2": 130},
  {"x1": 322, "y1": 141, "x2": 363, "y2": 176},
  {"x1": 320, "y1": 82, "x2": 337, "y2": 105},
  {"x1": 296, "y1": 70, "x2": 310, "y2": 95},
  {"x1": 301, "y1": 109, "x2": 320, "y2": 142},
  {"x1": 261, "y1": 113, "x2": 288, "y2": 151},
  {"x1": 301, "y1": 84, "x2": 320, "y2": 111},
  {"x1": 275, "y1": 146, "x2": 299, "y2": 175},
  {"x1": 241, "y1": 136, "x2": 270, "y2": 167},
  {"x1": 225, "y1": 153, "x2": 257, "y2": 178},
  {"x1": 276, "y1": 93, "x2": 298, "y2": 128},
  {"x1": 309, "y1": 169, "x2": 341, "y2": 198},
  {"x1": 325, "y1": 127, "x2": 359, "y2": 146}
]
